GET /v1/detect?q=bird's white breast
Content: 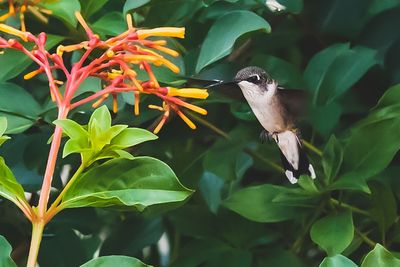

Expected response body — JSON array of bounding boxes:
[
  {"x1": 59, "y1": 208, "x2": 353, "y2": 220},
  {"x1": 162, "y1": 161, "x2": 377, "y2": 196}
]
[{"x1": 238, "y1": 81, "x2": 284, "y2": 133}]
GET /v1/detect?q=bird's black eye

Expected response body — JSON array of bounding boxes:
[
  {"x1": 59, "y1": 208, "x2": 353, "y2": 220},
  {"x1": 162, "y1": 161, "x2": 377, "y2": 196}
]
[{"x1": 246, "y1": 74, "x2": 262, "y2": 84}]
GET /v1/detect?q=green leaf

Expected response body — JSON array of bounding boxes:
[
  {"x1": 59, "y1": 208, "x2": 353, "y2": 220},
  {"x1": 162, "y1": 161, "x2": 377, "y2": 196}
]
[
  {"x1": 75, "y1": 77, "x2": 102, "y2": 96},
  {"x1": 361, "y1": 244, "x2": 400, "y2": 267},
  {"x1": 251, "y1": 54, "x2": 305, "y2": 88},
  {"x1": 0, "y1": 34, "x2": 64, "y2": 81},
  {"x1": 62, "y1": 157, "x2": 193, "y2": 212},
  {"x1": 0, "y1": 117, "x2": 7, "y2": 136},
  {"x1": 92, "y1": 12, "x2": 127, "y2": 37},
  {"x1": 100, "y1": 217, "x2": 163, "y2": 256},
  {"x1": 81, "y1": 256, "x2": 150, "y2": 267},
  {"x1": 304, "y1": 43, "x2": 378, "y2": 106},
  {"x1": 123, "y1": 0, "x2": 151, "y2": 14},
  {"x1": 39, "y1": 0, "x2": 81, "y2": 27},
  {"x1": 63, "y1": 139, "x2": 90, "y2": 158},
  {"x1": 199, "y1": 172, "x2": 224, "y2": 214},
  {"x1": 369, "y1": 180, "x2": 397, "y2": 235},
  {"x1": 110, "y1": 128, "x2": 158, "y2": 149},
  {"x1": 54, "y1": 119, "x2": 88, "y2": 140},
  {"x1": 223, "y1": 184, "x2": 309, "y2": 222},
  {"x1": 333, "y1": 84, "x2": 400, "y2": 191},
  {"x1": 320, "y1": 255, "x2": 357, "y2": 267},
  {"x1": 0, "y1": 235, "x2": 17, "y2": 267},
  {"x1": 0, "y1": 117, "x2": 10, "y2": 147},
  {"x1": 310, "y1": 210, "x2": 354, "y2": 256},
  {"x1": 81, "y1": 0, "x2": 108, "y2": 18},
  {"x1": 0, "y1": 156, "x2": 27, "y2": 207},
  {"x1": 203, "y1": 126, "x2": 255, "y2": 181},
  {"x1": 322, "y1": 135, "x2": 343, "y2": 183},
  {"x1": 89, "y1": 105, "x2": 111, "y2": 134},
  {"x1": 196, "y1": 10, "x2": 271, "y2": 72},
  {"x1": 0, "y1": 82, "x2": 42, "y2": 134}
]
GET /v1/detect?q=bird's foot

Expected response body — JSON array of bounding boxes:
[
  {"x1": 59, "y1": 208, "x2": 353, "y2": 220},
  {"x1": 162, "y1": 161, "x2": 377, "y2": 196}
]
[{"x1": 259, "y1": 130, "x2": 279, "y2": 143}]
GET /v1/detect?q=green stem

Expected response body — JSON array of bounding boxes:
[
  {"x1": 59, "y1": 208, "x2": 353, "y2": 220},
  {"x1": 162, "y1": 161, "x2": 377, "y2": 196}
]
[
  {"x1": 355, "y1": 228, "x2": 376, "y2": 248},
  {"x1": 186, "y1": 111, "x2": 230, "y2": 139},
  {"x1": 330, "y1": 198, "x2": 370, "y2": 216},
  {"x1": 26, "y1": 220, "x2": 45, "y2": 267},
  {"x1": 301, "y1": 139, "x2": 322, "y2": 157},
  {"x1": 45, "y1": 162, "x2": 86, "y2": 222},
  {"x1": 243, "y1": 148, "x2": 284, "y2": 173}
]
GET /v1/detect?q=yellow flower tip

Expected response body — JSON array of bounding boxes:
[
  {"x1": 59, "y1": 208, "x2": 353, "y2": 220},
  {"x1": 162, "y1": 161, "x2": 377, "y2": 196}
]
[
  {"x1": 0, "y1": 23, "x2": 28, "y2": 41},
  {"x1": 23, "y1": 68, "x2": 42, "y2": 80},
  {"x1": 137, "y1": 27, "x2": 185, "y2": 39},
  {"x1": 0, "y1": 51, "x2": 4, "y2": 55},
  {"x1": 75, "y1": 11, "x2": 92, "y2": 35},
  {"x1": 21, "y1": 4, "x2": 27, "y2": 13},
  {"x1": 126, "y1": 13, "x2": 134, "y2": 30},
  {"x1": 148, "y1": 105, "x2": 164, "y2": 112},
  {"x1": 177, "y1": 110, "x2": 196, "y2": 130},
  {"x1": 54, "y1": 80, "x2": 64, "y2": 85},
  {"x1": 56, "y1": 45, "x2": 64, "y2": 56},
  {"x1": 157, "y1": 58, "x2": 180, "y2": 73},
  {"x1": 106, "y1": 49, "x2": 114, "y2": 57},
  {"x1": 154, "y1": 45, "x2": 180, "y2": 57},
  {"x1": 113, "y1": 95, "x2": 118, "y2": 113},
  {"x1": 168, "y1": 88, "x2": 209, "y2": 99}
]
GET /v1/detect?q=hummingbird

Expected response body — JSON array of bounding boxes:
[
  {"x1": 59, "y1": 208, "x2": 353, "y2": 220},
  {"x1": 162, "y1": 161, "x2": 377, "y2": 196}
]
[{"x1": 211, "y1": 66, "x2": 316, "y2": 184}]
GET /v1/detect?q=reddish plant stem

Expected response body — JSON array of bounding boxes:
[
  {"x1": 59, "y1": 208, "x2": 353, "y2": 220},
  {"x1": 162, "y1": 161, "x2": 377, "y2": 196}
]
[{"x1": 37, "y1": 105, "x2": 69, "y2": 217}]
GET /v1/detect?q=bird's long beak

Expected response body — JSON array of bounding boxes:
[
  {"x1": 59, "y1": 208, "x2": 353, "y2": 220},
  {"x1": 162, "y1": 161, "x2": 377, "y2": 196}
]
[{"x1": 205, "y1": 80, "x2": 237, "y2": 88}]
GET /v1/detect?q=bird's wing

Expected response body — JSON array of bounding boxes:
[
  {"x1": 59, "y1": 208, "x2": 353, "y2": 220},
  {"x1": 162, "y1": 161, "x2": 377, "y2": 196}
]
[{"x1": 277, "y1": 88, "x2": 309, "y2": 119}]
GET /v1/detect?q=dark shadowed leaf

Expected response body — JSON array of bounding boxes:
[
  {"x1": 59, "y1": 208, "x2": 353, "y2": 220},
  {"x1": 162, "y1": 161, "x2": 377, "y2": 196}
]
[
  {"x1": 304, "y1": 43, "x2": 377, "y2": 106},
  {"x1": 332, "y1": 84, "x2": 400, "y2": 191},
  {"x1": 0, "y1": 83, "x2": 42, "y2": 134},
  {"x1": 369, "y1": 180, "x2": 397, "y2": 235},
  {"x1": 223, "y1": 184, "x2": 310, "y2": 222},
  {"x1": 322, "y1": 135, "x2": 343, "y2": 183},
  {"x1": 199, "y1": 172, "x2": 224, "y2": 213},
  {"x1": 39, "y1": 0, "x2": 81, "y2": 27},
  {"x1": 100, "y1": 217, "x2": 163, "y2": 256},
  {"x1": 196, "y1": 10, "x2": 271, "y2": 72},
  {"x1": 0, "y1": 35, "x2": 64, "y2": 81},
  {"x1": 123, "y1": 0, "x2": 151, "y2": 14}
]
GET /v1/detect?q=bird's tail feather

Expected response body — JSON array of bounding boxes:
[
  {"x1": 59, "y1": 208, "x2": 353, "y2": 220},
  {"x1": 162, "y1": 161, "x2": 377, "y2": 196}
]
[{"x1": 276, "y1": 131, "x2": 316, "y2": 184}]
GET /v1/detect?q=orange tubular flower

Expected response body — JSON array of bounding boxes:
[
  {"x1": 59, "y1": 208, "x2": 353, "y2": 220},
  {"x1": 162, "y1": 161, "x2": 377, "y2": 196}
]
[{"x1": 0, "y1": 11, "x2": 208, "y2": 134}]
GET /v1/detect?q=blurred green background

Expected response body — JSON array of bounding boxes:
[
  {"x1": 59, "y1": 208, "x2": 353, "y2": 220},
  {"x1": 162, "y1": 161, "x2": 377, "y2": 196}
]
[{"x1": 2, "y1": 0, "x2": 400, "y2": 266}]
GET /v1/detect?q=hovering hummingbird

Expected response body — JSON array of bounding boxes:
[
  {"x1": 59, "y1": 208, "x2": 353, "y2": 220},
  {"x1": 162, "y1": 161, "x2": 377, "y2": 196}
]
[{"x1": 210, "y1": 66, "x2": 316, "y2": 183}]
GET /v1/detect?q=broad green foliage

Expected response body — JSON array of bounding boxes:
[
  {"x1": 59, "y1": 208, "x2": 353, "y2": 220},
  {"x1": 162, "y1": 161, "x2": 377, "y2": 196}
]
[
  {"x1": 361, "y1": 244, "x2": 400, "y2": 267},
  {"x1": 1, "y1": 0, "x2": 400, "y2": 266},
  {"x1": 310, "y1": 211, "x2": 354, "y2": 256},
  {"x1": 61, "y1": 157, "x2": 193, "y2": 211},
  {"x1": 0, "y1": 235, "x2": 17, "y2": 267},
  {"x1": 0, "y1": 156, "x2": 28, "y2": 207},
  {"x1": 55, "y1": 105, "x2": 157, "y2": 165},
  {"x1": 196, "y1": 10, "x2": 271, "y2": 72}
]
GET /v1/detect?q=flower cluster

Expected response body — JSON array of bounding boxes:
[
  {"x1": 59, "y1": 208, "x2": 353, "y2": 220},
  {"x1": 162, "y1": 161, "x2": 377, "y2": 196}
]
[{"x1": 0, "y1": 11, "x2": 208, "y2": 133}]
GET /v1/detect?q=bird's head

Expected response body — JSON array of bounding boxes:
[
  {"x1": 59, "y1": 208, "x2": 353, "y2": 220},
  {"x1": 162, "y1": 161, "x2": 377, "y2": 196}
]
[{"x1": 234, "y1": 66, "x2": 276, "y2": 96}]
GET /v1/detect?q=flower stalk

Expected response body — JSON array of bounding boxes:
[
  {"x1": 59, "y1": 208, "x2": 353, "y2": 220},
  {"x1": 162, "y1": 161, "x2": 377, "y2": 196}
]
[{"x1": 0, "y1": 10, "x2": 208, "y2": 266}]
